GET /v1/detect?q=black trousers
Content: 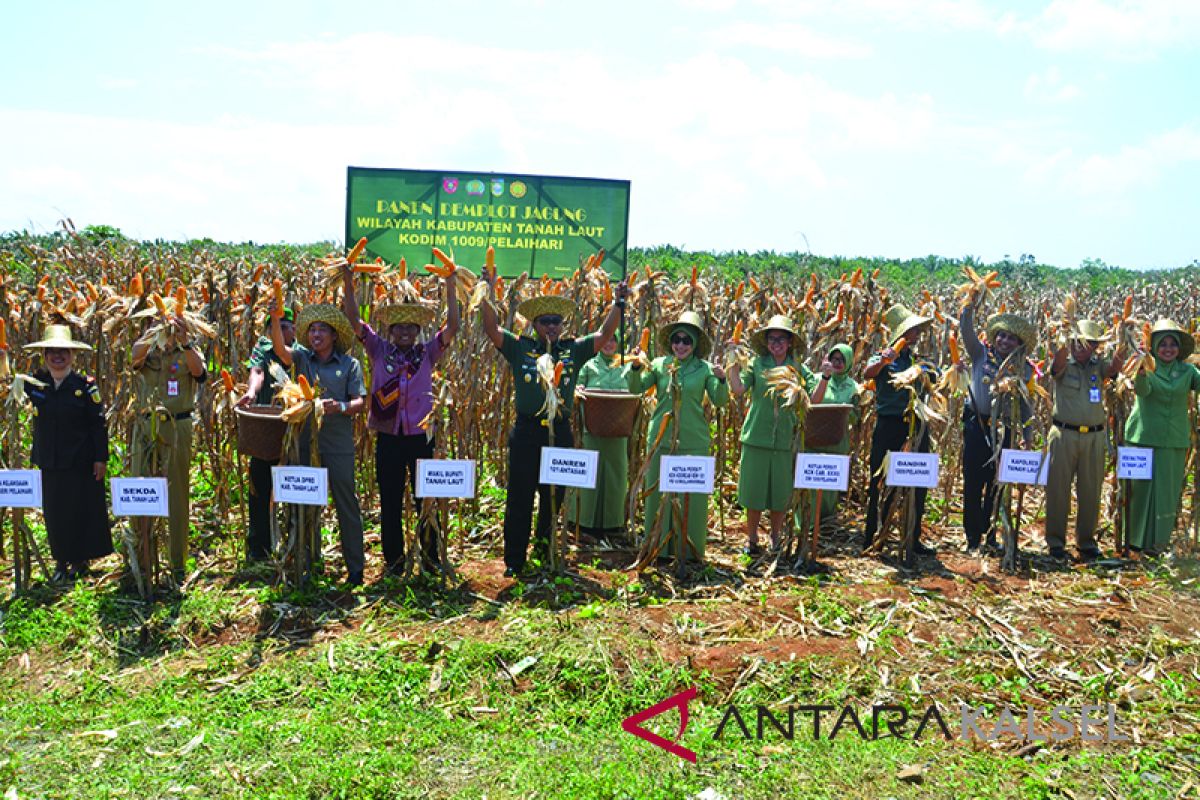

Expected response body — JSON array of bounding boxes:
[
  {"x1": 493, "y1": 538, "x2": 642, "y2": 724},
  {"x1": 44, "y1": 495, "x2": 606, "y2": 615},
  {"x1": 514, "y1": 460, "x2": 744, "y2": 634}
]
[
  {"x1": 504, "y1": 415, "x2": 574, "y2": 571},
  {"x1": 962, "y1": 408, "x2": 1009, "y2": 548},
  {"x1": 247, "y1": 456, "x2": 277, "y2": 560},
  {"x1": 864, "y1": 415, "x2": 930, "y2": 546},
  {"x1": 376, "y1": 432, "x2": 437, "y2": 572}
]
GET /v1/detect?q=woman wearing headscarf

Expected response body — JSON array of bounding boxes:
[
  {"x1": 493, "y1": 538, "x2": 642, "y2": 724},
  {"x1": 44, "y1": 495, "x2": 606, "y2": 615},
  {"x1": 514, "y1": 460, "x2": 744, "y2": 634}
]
[
  {"x1": 1124, "y1": 319, "x2": 1200, "y2": 558},
  {"x1": 341, "y1": 265, "x2": 459, "y2": 576},
  {"x1": 568, "y1": 336, "x2": 631, "y2": 534},
  {"x1": 24, "y1": 325, "x2": 113, "y2": 581},
  {"x1": 806, "y1": 343, "x2": 861, "y2": 520},
  {"x1": 728, "y1": 315, "x2": 809, "y2": 554},
  {"x1": 628, "y1": 311, "x2": 729, "y2": 563}
]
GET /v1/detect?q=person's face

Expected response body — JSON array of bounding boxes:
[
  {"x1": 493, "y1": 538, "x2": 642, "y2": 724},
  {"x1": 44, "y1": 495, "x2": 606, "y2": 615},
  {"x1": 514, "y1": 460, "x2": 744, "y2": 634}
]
[
  {"x1": 389, "y1": 322, "x2": 420, "y2": 348},
  {"x1": 601, "y1": 338, "x2": 619, "y2": 356},
  {"x1": 828, "y1": 350, "x2": 846, "y2": 374},
  {"x1": 1156, "y1": 335, "x2": 1179, "y2": 363},
  {"x1": 766, "y1": 331, "x2": 791, "y2": 360},
  {"x1": 279, "y1": 320, "x2": 296, "y2": 347},
  {"x1": 1070, "y1": 340, "x2": 1096, "y2": 363},
  {"x1": 993, "y1": 329, "x2": 1021, "y2": 357},
  {"x1": 44, "y1": 347, "x2": 74, "y2": 374},
  {"x1": 670, "y1": 330, "x2": 695, "y2": 359},
  {"x1": 308, "y1": 321, "x2": 335, "y2": 352},
  {"x1": 535, "y1": 315, "x2": 564, "y2": 343}
]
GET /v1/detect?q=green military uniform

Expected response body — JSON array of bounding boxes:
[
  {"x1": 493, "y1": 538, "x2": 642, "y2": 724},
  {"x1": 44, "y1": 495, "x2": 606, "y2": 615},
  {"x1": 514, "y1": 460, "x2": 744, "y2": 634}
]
[
  {"x1": 737, "y1": 354, "x2": 813, "y2": 512},
  {"x1": 629, "y1": 354, "x2": 729, "y2": 559},
  {"x1": 1125, "y1": 352, "x2": 1200, "y2": 555},
  {"x1": 500, "y1": 331, "x2": 595, "y2": 416},
  {"x1": 805, "y1": 343, "x2": 860, "y2": 519},
  {"x1": 133, "y1": 345, "x2": 206, "y2": 572},
  {"x1": 567, "y1": 351, "x2": 630, "y2": 530},
  {"x1": 1045, "y1": 354, "x2": 1111, "y2": 556}
]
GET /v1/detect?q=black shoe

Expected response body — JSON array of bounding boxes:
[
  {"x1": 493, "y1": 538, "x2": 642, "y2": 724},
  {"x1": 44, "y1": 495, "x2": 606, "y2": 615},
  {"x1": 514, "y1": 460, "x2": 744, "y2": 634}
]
[
  {"x1": 742, "y1": 543, "x2": 763, "y2": 557},
  {"x1": 1078, "y1": 549, "x2": 1100, "y2": 563},
  {"x1": 52, "y1": 565, "x2": 70, "y2": 583},
  {"x1": 1048, "y1": 547, "x2": 1067, "y2": 560},
  {"x1": 503, "y1": 567, "x2": 518, "y2": 578},
  {"x1": 912, "y1": 541, "x2": 936, "y2": 556},
  {"x1": 346, "y1": 571, "x2": 364, "y2": 587}
]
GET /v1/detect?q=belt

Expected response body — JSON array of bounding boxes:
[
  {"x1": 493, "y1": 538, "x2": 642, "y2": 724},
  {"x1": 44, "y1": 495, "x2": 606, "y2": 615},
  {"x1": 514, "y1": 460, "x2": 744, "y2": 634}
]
[{"x1": 1054, "y1": 419, "x2": 1103, "y2": 433}]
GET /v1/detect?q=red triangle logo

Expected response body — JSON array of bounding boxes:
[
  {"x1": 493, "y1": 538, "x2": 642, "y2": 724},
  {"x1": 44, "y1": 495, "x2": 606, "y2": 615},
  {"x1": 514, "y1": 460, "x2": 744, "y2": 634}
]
[{"x1": 621, "y1": 687, "x2": 698, "y2": 763}]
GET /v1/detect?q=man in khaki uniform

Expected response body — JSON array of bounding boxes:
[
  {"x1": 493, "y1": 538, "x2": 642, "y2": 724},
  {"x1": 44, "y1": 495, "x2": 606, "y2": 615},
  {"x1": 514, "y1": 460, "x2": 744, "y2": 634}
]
[
  {"x1": 132, "y1": 317, "x2": 207, "y2": 575},
  {"x1": 1045, "y1": 320, "x2": 1122, "y2": 562}
]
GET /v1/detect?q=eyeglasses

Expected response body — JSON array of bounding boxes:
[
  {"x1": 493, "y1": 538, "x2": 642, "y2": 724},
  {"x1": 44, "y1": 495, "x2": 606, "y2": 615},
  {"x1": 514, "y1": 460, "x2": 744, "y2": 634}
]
[
  {"x1": 766, "y1": 335, "x2": 791, "y2": 344},
  {"x1": 670, "y1": 335, "x2": 693, "y2": 346},
  {"x1": 537, "y1": 316, "x2": 564, "y2": 326}
]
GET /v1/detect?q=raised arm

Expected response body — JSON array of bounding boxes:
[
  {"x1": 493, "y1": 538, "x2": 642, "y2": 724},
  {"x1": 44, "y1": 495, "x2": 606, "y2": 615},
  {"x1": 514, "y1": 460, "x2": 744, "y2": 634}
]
[
  {"x1": 479, "y1": 271, "x2": 505, "y2": 349},
  {"x1": 270, "y1": 306, "x2": 294, "y2": 367},
  {"x1": 959, "y1": 304, "x2": 985, "y2": 362},
  {"x1": 593, "y1": 280, "x2": 630, "y2": 352},
  {"x1": 341, "y1": 265, "x2": 364, "y2": 338},
  {"x1": 441, "y1": 273, "x2": 460, "y2": 343}
]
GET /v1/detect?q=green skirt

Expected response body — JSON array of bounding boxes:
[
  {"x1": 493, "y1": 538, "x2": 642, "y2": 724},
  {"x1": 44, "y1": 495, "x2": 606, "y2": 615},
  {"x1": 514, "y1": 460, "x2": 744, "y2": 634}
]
[
  {"x1": 643, "y1": 447, "x2": 710, "y2": 560},
  {"x1": 566, "y1": 433, "x2": 629, "y2": 530},
  {"x1": 1127, "y1": 445, "x2": 1187, "y2": 555},
  {"x1": 737, "y1": 444, "x2": 794, "y2": 512}
]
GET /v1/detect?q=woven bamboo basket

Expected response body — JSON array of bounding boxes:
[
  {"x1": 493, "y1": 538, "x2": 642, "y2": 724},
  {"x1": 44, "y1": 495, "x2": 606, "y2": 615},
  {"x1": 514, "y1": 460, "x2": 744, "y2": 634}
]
[
  {"x1": 804, "y1": 403, "x2": 853, "y2": 449},
  {"x1": 236, "y1": 405, "x2": 287, "y2": 460},
  {"x1": 579, "y1": 389, "x2": 641, "y2": 438}
]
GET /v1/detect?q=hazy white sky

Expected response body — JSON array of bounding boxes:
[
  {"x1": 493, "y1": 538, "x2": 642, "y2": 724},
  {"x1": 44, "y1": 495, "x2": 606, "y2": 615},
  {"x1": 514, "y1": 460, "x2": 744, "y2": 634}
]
[{"x1": 3, "y1": 0, "x2": 1198, "y2": 269}]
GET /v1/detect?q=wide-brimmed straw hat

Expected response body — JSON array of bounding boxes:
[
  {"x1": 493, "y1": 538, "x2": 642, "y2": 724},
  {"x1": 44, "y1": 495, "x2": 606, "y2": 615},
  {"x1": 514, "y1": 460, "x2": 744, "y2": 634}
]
[
  {"x1": 1150, "y1": 318, "x2": 1195, "y2": 360},
  {"x1": 749, "y1": 314, "x2": 801, "y2": 356},
  {"x1": 517, "y1": 295, "x2": 577, "y2": 324},
  {"x1": 375, "y1": 303, "x2": 435, "y2": 329},
  {"x1": 987, "y1": 313, "x2": 1036, "y2": 348},
  {"x1": 881, "y1": 304, "x2": 932, "y2": 347},
  {"x1": 296, "y1": 304, "x2": 355, "y2": 351},
  {"x1": 657, "y1": 310, "x2": 712, "y2": 359},
  {"x1": 1070, "y1": 319, "x2": 1111, "y2": 343},
  {"x1": 24, "y1": 324, "x2": 93, "y2": 352}
]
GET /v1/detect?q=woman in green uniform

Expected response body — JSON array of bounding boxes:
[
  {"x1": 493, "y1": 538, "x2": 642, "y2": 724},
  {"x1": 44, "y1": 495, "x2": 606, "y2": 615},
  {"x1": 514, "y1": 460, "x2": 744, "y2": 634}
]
[
  {"x1": 728, "y1": 315, "x2": 809, "y2": 554},
  {"x1": 807, "y1": 343, "x2": 860, "y2": 519},
  {"x1": 627, "y1": 311, "x2": 728, "y2": 562},
  {"x1": 1125, "y1": 319, "x2": 1200, "y2": 558},
  {"x1": 569, "y1": 337, "x2": 631, "y2": 533}
]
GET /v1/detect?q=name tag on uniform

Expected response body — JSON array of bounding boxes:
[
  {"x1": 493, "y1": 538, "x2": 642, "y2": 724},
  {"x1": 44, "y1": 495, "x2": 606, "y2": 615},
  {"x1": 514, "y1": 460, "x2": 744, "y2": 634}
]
[
  {"x1": 167, "y1": 379, "x2": 180, "y2": 397},
  {"x1": 1089, "y1": 387, "x2": 1101, "y2": 403}
]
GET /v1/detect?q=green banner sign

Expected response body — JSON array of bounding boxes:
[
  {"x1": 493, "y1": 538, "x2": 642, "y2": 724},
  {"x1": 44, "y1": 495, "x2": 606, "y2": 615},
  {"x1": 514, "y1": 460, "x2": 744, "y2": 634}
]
[{"x1": 346, "y1": 167, "x2": 631, "y2": 278}]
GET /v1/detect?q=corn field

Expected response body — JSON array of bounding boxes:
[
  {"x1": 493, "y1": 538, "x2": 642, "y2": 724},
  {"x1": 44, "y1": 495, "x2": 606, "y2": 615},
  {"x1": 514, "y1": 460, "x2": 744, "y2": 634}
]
[{"x1": 2, "y1": 227, "x2": 1200, "y2": 587}]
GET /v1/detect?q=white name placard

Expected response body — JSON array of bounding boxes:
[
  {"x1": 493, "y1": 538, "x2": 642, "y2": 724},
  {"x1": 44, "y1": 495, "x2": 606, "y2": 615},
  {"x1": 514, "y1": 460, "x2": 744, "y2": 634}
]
[
  {"x1": 660, "y1": 455, "x2": 716, "y2": 494},
  {"x1": 0, "y1": 470, "x2": 43, "y2": 508},
  {"x1": 1117, "y1": 447, "x2": 1153, "y2": 480},
  {"x1": 272, "y1": 466, "x2": 329, "y2": 506},
  {"x1": 794, "y1": 453, "x2": 850, "y2": 491},
  {"x1": 998, "y1": 449, "x2": 1050, "y2": 485},
  {"x1": 416, "y1": 459, "x2": 477, "y2": 498},
  {"x1": 111, "y1": 478, "x2": 169, "y2": 517},
  {"x1": 885, "y1": 452, "x2": 940, "y2": 489},
  {"x1": 538, "y1": 447, "x2": 599, "y2": 489}
]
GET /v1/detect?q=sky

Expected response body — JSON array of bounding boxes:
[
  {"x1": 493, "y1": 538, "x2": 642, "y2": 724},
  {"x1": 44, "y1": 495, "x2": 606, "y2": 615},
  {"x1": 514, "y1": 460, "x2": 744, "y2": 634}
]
[{"x1": 2, "y1": 0, "x2": 1198, "y2": 270}]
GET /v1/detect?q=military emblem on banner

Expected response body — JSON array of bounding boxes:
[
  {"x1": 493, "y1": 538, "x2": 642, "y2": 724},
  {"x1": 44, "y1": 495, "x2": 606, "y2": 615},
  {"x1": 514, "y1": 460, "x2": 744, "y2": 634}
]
[
  {"x1": 466, "y1": 179, "x2": 486, "y2": 196},
  {"x1": 442, "y1": 177, "x2": 459, "y2": 194},
  {"x1": 510, "y1": 180, "x2": 527, "y2": 199},
  {"x1": 491, "y1": 178, "x2": 505, "y2": 196}
]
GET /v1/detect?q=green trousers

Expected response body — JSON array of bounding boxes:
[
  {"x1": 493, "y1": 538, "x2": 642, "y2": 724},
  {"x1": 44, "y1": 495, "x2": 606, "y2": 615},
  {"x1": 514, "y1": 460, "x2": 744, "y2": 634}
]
[
  {"x1": 1044, "y1": 426, "x2": 1106, "y2": 553},
  {"x1": 132, "y1": 417, "x2": 193, "y2": 572},
  {"x1": 1127, "y1": 446, "x2": 1186, "y2": 555},
  {"x1": 566, "y1": 433, "x2": 629, "y2": 530},
  {"x1": 643, "y1": 448, "x2": 710, "y2": 561}
]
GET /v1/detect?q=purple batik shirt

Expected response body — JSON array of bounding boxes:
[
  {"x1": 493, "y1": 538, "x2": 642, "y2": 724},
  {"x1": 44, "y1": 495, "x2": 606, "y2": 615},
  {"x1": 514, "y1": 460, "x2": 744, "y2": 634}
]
[{"x1": 360, "y1": 323, "x2": 446, "y2": 437}]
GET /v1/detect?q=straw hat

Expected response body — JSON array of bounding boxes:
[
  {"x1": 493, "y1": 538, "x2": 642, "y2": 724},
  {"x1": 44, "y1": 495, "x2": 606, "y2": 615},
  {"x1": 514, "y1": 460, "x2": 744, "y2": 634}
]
[
  {"x1": 375, "y1": 303, "x2": 435, "y2": 329},
  {"x1": 657, "y1": 310, "x2": 712, "y2": 359},
  {"x1": 881, "y1": 304, "x2": 932, "y2": 347},
  {"x1": 987, "y1": 313, "x2": 1036, "y2": 348},
  {"x1": 517, "y1": 295, "x2": 577, "y2": 324},
  {"x1": 1071, "y1": 319, "x2": 1111, "y2": 343},
  {"x1": 749, "y1": 314, "x2": 801, "y2": 356},
  {"x1": 296, "y1": 304, "x2": 355, "y2": 351},
  {"x1": 1150, "y1": 318, "x2": 1195, "y2": 360},
  {"x1": 24, "y1": 324, "x2": 93, "y2": 352}
]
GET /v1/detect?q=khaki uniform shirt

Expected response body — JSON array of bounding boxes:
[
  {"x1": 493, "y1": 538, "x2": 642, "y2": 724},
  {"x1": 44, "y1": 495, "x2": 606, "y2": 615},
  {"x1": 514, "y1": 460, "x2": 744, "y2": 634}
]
[{"x1": 1052, "y1": 355, "x2": 1109, "y2": 428}]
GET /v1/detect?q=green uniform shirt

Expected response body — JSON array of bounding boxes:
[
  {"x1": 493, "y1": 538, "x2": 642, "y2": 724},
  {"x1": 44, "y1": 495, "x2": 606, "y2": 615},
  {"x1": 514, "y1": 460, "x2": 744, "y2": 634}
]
[
  {"x1": 138, "y1": 346, "x2": 207, "y2": 414},
  {"x1": 629, "y1": 355, "x2": 729, "y2": 452},
  {"x1": 865, "y1": 350, "x2": 934, "y2": 418},
  {"x1": 1126, "y1": 360, "x2": 1200, "y2": 448},
  {"x1": 292, "y1": 345, "x2": 367, "y2": 456},
  {"x1": 249, "y1": 334, "x2": 287, "y2": 405},
  {"x1": 500, "y1": 331, "x2": 596, "y2": 417},
  {"x1": 1052, "y1": 355, "x2": 1109, "y2": 427},
  {"x1": 739, "y1": 355, "x2": 814, "y2": 450},
  {"x1": 577, "y1": 351, "x2": 629, "y2": 391}
]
